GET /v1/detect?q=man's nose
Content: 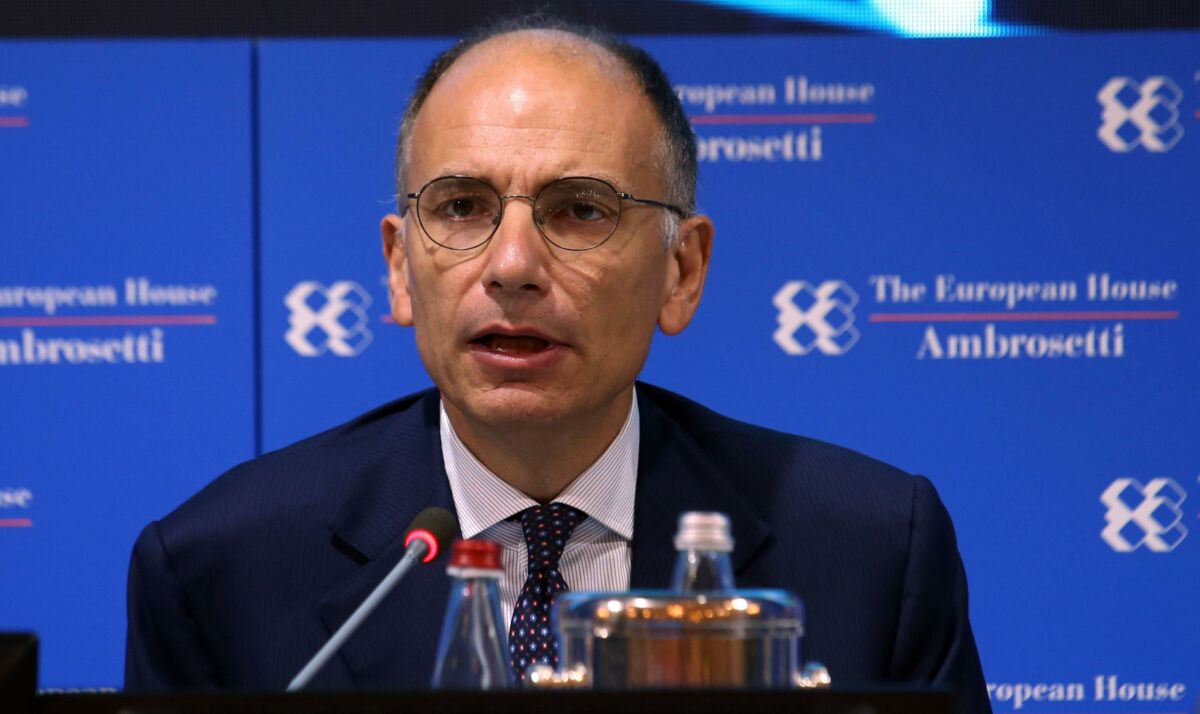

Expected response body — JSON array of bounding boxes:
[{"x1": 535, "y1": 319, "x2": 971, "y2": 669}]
[{"x1": 480, "y1": 196, "x2": 550, "y2": 294}]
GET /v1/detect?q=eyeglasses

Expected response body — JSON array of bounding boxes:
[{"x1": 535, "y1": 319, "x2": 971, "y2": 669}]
[{"x1": 399, "y1": 175, "x2": 688, "y2": 251}]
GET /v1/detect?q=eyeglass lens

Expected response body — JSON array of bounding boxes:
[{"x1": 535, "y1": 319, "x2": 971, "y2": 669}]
[{"x1": 415, "y1": 176, "x2": 622, "y2": 250}]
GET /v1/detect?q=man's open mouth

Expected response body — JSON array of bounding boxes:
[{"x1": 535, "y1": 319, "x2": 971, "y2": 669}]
[{"x1": 472, "y1": 334, "x2": 552, "y2": 354}]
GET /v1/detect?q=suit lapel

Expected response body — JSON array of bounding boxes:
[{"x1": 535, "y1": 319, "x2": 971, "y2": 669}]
[
  {"x1": 316, "y1": 391, "x2": 461, "y2": 689},
  {"x1": 630, "y1": 386, "x2": 772, "y2": 589}
]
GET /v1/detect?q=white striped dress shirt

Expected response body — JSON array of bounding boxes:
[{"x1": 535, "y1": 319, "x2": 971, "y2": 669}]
[{"x1": 440, "y1": 394, "x2": 638, "y2": 623}]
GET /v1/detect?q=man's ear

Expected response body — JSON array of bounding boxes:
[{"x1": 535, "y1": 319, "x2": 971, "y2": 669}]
[
  {"x1": 658, "y1": 214, "x2": 714, "y2": 336},
  {"x1": 381, "y1": 214, "x2": 414, "y2": 327}
]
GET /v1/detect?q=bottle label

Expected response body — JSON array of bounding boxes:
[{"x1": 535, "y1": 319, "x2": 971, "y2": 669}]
[{"x1": 447, "y1": 566, "x2": 503, "y2": 579}]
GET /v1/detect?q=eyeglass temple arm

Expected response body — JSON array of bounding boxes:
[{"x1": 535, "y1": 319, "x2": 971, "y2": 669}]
[
  {"x1": 397, "y1": 192, "x2": 420, "y2": 216},
  {"x1": 617, "y1": 193, "x2": 689, "y2": 218}
]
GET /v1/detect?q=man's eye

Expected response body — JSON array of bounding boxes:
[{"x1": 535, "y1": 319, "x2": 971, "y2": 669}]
[
  {"x1": 546, "y1": 198, "x2": 612, "y2": 223},
  {"x1": 438, "y1": 197, "x2": 482, "y2": 219},
  {"x1": 569, "y1": 202, "x2": 605, "y2": 222}
]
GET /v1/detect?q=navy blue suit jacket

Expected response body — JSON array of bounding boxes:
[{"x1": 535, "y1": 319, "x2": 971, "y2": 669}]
[{"x1": 126, "y1": 384, "x2": 990, "y2": 713}]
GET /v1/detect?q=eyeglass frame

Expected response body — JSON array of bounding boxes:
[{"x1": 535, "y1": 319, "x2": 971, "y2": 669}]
[{"x1": 398, "y1": 174, "x2": 690, "y2": 252}]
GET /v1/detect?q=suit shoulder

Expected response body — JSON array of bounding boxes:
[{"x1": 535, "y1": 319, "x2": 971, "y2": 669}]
[
  {"x1": 259, "y1": 388, "x2": 437, "y2": 463},
  {"x1": 155, "y1": 388, "x2": 437, "y2": 542},
  {"x1": 638, "y1": 382, "x2": 914, "y2": 492}
]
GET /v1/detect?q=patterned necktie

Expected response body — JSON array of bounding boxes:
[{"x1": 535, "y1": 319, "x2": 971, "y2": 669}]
[{"x1": 508, "y1": 502, "x2": 587, "y2": 681}]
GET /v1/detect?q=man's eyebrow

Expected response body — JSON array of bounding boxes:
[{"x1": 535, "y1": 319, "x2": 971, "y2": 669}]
[
  {"x1": 422, "y1": 167, "x2": 479, "y2": 180},
  {"x1": 576, "y1": 170, "x2": 625, "y2": 188}
]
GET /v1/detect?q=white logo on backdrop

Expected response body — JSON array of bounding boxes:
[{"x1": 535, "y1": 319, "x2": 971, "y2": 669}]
[
  {"x1": 772, "y1": 280, "x2": 859, "y2": 356},
  {"x1": 0, "y1": 488, "x2": 33, "y2": 508},
  {"x1": 284, "y1": 281, "x2": 373, "y2": 357},
  {"x1": 1097, "y1": 76, "x2": 1184, "y2": 153},
  {"x1": 1100, "y1": 478, "x2": 1188, "y2": 552}
]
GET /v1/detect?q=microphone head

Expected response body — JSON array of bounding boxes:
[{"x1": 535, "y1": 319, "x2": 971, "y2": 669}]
[{"x1": 403, "y1": 507, "x2": 458, "y2": 564}]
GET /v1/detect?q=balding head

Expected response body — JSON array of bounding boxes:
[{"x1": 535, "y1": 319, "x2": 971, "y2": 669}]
[{"x1": 393, "y1": 18, "x2": 697, "y2": 224}]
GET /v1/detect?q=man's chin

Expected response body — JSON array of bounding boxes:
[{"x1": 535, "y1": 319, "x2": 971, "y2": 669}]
[{"x1": 453, "y1": 383, "x2": 575, "y2": 427}]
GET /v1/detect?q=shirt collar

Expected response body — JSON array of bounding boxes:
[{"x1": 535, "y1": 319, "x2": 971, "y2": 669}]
[{"x1": 440, "y1": 391, "x2": 639, "y2": 541}]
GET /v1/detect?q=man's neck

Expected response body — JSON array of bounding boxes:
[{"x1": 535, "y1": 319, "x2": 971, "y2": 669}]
[{"x1": 442, "y1": 389, "x2": 634, "y2": 503}]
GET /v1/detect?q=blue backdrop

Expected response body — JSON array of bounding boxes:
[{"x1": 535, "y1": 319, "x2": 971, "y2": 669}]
[
  {"x1": 0, "y1": 41, "x2": 256, "y2": 687},
  {"x1": 2, "y1": 34, "x2": 1196, "y2": 712}
]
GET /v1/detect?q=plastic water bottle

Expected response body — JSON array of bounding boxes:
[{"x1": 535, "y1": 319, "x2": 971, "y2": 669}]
[
  {"x1": 431, "y1": 538, "x2": 513, "y2": 689},
  {"x1": 670, "y1": 511, "x2": 736, "y2": 592}
]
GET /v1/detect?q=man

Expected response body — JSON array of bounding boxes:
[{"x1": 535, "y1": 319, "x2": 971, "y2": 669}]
[{"x1": 126, "y1": 17, "x2": 990, "y2": 713}]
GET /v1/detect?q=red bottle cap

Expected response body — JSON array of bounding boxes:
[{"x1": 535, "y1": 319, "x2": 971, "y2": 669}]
[{"x1": 448, "y1": 538, "x2": 503, "y2": 572}]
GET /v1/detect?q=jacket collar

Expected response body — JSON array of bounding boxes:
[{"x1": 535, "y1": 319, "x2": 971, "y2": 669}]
[
  {"x1": 318, "y1": 390, "x2": 457, "y2": 688},
  {"x1": 326, "y1": 390, "x2": 455, "y2": 561},
  {"x1": 629, "y1": 385, "x2": 772, "y2": 589}
]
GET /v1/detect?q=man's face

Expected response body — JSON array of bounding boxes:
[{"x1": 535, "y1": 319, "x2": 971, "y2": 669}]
[{"x1": 382, "y1": 33, "x2": 711, "y2": 433}]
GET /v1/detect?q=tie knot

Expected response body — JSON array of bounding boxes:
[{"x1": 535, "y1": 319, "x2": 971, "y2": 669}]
[{"x1": 513, "y1": 503, "x2": 586, "y2": 572}]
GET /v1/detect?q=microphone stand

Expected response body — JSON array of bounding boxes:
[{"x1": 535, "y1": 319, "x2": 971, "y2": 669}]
[{"x1": 287, "y1": 542, "x2": 428, "y2": 691}]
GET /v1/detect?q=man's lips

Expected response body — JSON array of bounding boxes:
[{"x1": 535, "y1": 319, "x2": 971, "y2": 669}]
[
  {"x1": 471, "y1": 334, "x2": 551, "y2": 354},
  {"x1": 468, "y1": 325, "x2": 564, "y2": 349},
  {"x1": 467, "y1": 326, "x2": 568, "y2": 368}
]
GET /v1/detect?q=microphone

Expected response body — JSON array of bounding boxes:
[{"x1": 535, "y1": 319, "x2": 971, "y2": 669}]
[{"x1": 287, "y1": 507, "x2": 457, "y2": 691}]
